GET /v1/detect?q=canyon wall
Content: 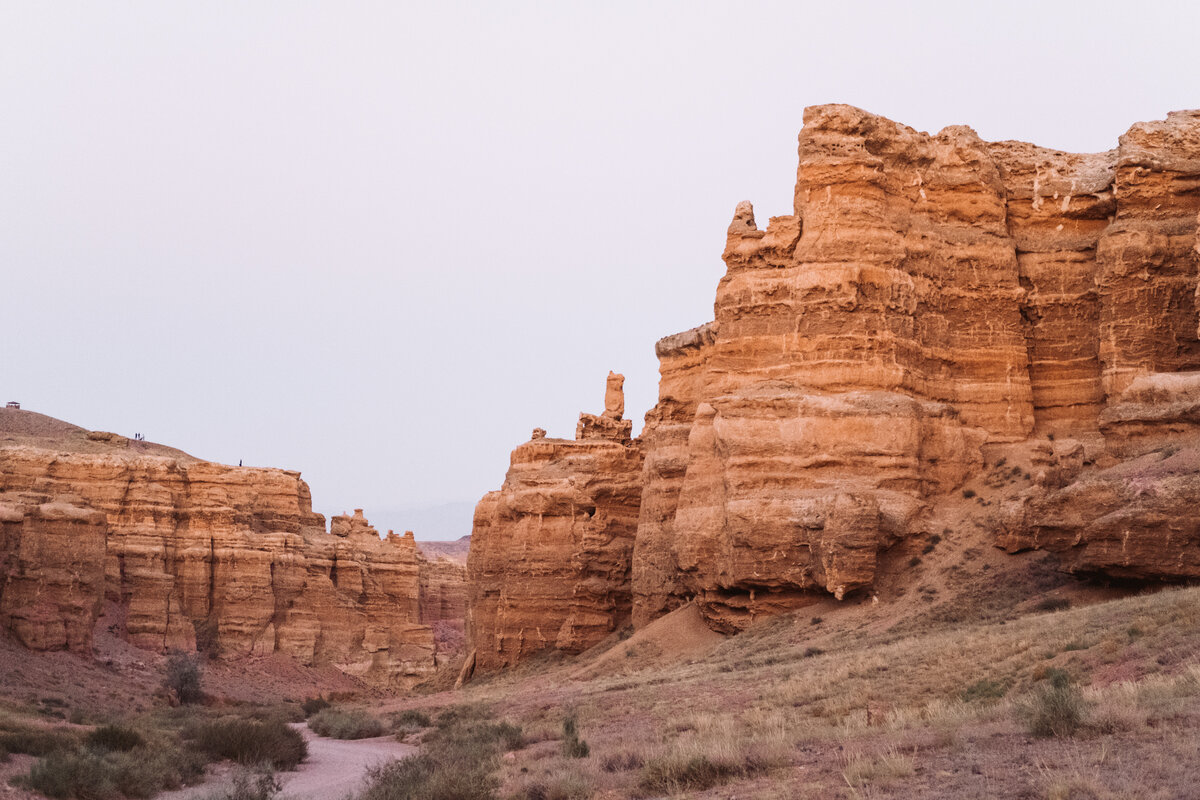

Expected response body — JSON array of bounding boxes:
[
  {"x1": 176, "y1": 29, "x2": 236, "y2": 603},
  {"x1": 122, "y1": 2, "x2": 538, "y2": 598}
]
[
  {"x1": 467, "y1": 106, "x2": 1200, "y2": 669},
  {"x1": 0, "y1": 410, "x2": 439, "y2": 686}
]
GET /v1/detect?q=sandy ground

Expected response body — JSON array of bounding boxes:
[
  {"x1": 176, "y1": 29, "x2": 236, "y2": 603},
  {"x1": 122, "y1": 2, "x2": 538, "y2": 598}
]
[{"x1": 157, "y1": 724, "x2": 414, "y2": 800}]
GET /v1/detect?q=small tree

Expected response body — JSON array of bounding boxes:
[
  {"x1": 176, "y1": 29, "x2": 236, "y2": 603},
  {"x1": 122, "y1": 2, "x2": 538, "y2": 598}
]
[
  {"x1": 561, "y1": 713, "x2": 590, "y2": 758},
  {"x1": 165, "y1": 650, "x2": 203, "y2": 705}
]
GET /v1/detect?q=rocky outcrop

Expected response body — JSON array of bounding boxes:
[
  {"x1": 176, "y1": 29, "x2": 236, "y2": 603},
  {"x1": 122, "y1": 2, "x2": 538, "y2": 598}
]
[
  {"x1": 466, "y1": 376, "x2": 643, "y2": 670},
  {"x1": 468, "y1": 106, "x2": 1200, "y2": 667},
  {"x1": 0, "y1": 409, "x2": 437, "y2": 686},
  {"x1": 999, "y1": 373, "x2": 1200, "y2": 578}
]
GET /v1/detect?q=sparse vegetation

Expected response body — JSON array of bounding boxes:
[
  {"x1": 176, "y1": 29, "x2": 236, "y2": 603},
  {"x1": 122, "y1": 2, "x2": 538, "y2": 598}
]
[
  {"x1": 21, "y1": 735, "x2": 206, "y2": 799},
  {"x1": 307, "y1": 707, "x2": 386, "y2": 740},
  {"x1": 353, "y1": 704, "x2": 523, "y2": 800},
  {"x1": 203, "y1": 765, "x2": 282, "y2": 800}
]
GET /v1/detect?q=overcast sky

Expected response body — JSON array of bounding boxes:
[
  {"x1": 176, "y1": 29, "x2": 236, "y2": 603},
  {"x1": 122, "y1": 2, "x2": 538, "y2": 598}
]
[{"x1": 3, "y1": 1, "x2": 1197, "y2": 533}]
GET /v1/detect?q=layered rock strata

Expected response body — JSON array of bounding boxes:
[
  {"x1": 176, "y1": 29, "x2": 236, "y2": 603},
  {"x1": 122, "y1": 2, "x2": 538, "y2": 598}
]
[
  {"x1": 466, "y1": 377, "x2": 643, "y2": 670},
  {"x1": 0, "y1": 410, "x2": 437, "y2": 686},
  {"x1": 468, "y1": 106, "x2": 1200, "y2": 667}
]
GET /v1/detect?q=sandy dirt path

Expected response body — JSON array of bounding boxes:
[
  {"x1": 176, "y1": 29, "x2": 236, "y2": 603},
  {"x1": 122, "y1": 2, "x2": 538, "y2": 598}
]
[{"x1": 158, "y1": 723, "x2": 415, "y2": 800}]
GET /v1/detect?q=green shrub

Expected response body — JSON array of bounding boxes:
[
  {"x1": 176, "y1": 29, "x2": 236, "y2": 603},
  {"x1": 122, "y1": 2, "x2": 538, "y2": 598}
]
[
  {"x1": 187, "y1": 717, "x2": 307, "y2": 770},
  {"x1": 300, "y1": 696, "x2": 330, "y2": 718},
  {"x1": 165, "y1": 651, "x2": 203, "y2": 705},
  {"x1": 308, "y1": 708, "x2": 386, "y2": 740},
  {"x1": 1023, "y1": 669, "x2": 1086, "y2": 738},
  {"x1": 358, "y1": 754, "x2": 497, "y2": 800},
  {"x1": 22, "y1": 739, "x2": 206, "y2": 800},
  {"x1": 87, "y1": 724, "x2": 145, "y2": 753},
  {"x1": 0, "y1": 725, "x2": 80, "y2": 756},
  {"x1": 561, "y1": 715, "x2": 589, "y2": 759},
  {"x1": 24, "y1": 748, "x2": 117, "y2": 799}
]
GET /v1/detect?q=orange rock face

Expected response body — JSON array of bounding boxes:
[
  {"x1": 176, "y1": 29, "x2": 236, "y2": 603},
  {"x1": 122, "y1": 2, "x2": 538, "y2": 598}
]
[
  {"x1": 466, "y1": 377, "x2": 643, "y2": 670},
  {"x1": 469, "y1": 105, "x2": 1200, "y2": 663},
  {"x1": 0, "y1": 410, "x2": 438, "y2": 686}
]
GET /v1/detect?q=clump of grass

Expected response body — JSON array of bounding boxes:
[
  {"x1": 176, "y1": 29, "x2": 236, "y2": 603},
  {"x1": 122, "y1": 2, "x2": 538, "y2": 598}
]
[
  {"x1": 307, "y1": 707, "x2": 385, "y2": 740},
  {"x1": 561, "y1": 715, "x2": 589, "y2": 759},
  {"x1": 355, "y1": 704, "x2": 522, "y2": 800},
  {"x1": 300, "y1": 696, "x2": 330, "y2": 718},
  {"x1": 961, "y1": 679, "x2": 1007, "y2": 704},
  {"x1": 840, "y1": 747, "x2": 914, "y2": 788},
  {"x1": 638, "y1": 732, "x2": 786, "y2": 795},
  {"x1": 1022, "y1": 669, "x2": 1086, "y2": 738},
  {"x1": 391, "y1": 709, "x2": 432, "y2": 729},
  {"x1": 511, "y1": 766, "x2": 594, "y2": 800},
  {"x1": 187, "y1": 716, "x2": 307, "y2": 770},
  {"x1": 1035, "y1": 597, "x2": 1071, "y2": 613},
  {"x1": 601, "y1": 751, "x2": 644, "y2": 772},
  {"x1": 390, "y1": 709, "x2": 432, "y2": 740}
]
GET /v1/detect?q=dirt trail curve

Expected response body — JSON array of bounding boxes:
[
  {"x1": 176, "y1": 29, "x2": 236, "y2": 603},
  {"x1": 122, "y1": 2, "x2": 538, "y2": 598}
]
[{"x1": 158, "y1": 723, "x2": 414, "y2": 800}]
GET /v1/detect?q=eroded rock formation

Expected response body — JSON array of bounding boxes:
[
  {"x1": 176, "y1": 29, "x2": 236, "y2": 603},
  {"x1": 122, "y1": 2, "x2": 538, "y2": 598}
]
[
  {"x1": 466, "y1": 376, "x2": 643, "y2": 670},
  {"x1": 0, "y1": 409, "x2": 438, "y2": 686},
  {"x1": 468, "y1": 106, "x2": 1200, "y2": 667}
]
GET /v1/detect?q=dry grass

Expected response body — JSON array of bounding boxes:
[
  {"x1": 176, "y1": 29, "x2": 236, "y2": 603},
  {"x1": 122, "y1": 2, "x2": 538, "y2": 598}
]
[{"x1": 413, "y1": 584, "x2": 1200, "y2": 798}]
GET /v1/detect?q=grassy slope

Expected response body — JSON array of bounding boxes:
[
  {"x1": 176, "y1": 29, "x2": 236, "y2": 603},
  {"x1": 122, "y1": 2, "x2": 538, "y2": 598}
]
[{"x1": 406, "y1": 584, "x2": 1200, "y2": 799}]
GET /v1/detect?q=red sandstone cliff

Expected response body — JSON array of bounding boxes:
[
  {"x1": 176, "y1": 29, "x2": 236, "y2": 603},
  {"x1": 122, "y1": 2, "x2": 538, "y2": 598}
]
[
  {"x1": 466, "y1": 106, "x2": 1200, "y2": 670},
  {"x1": 0, "y1": 408, "x2": 439, "y2": 686}
]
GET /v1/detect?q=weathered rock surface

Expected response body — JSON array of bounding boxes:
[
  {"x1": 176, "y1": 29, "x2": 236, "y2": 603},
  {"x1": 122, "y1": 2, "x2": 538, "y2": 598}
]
[
  {"x1": 466, "y1": 376, "x2": 643, "y2": 670},
  {"x1": 468, "y1": 106, "x2": 1200, "y2": 665},
  {"x1": 0, "y1": 494, "x2": 106, "y2": 652},
  {"x1": 0, "y1": 409, "x2": 438, "y2": 686}
]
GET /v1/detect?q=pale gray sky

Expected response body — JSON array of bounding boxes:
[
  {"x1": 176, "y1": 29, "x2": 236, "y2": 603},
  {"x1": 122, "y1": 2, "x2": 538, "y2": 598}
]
[{"x1": 3, "y1": 1, "x2": 1197, "y2": 534}]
